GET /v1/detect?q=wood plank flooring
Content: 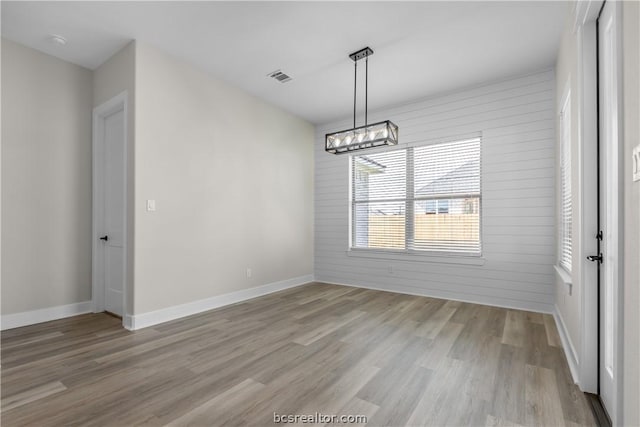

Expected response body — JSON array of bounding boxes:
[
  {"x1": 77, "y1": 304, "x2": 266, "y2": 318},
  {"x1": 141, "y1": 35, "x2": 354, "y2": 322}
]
[{"x1": 1, "y1": 283, "x2": 596, "y2": 426}]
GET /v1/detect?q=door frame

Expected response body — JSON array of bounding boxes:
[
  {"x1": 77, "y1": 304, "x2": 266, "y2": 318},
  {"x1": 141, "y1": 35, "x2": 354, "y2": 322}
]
[
  {"x1": 574, "y1": 0, "x2": 602, "y2": 395},
  {"x1": 576, "y1": 0, "x2": 625, "y2": 423},
  {"x1": 597, "y1": 1, "x2": 624, "y2": 423},
  {"x1": 92, "y1": 91, "x2": 128, "y2": 324}
]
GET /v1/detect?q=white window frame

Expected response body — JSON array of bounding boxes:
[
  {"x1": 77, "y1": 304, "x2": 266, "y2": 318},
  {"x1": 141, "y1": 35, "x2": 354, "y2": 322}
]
[
  {"x1": 348, "y1": 136, "x2": 482, "y2": 258},
  {"x1": 559, "y1": 88, "x2": 572, "y2": 273}
]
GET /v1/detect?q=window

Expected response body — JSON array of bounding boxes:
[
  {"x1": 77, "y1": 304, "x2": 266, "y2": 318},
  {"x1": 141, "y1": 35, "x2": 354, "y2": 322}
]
[
  {"x1": 351, "y1": 137, "x2": 481, "y2": 255},
  {"x1": 424, "y1": 200, "x2": 449, "y2": 214},
  {"x1": 559, "y1": 93, "x2": 572, "y2": 272}
]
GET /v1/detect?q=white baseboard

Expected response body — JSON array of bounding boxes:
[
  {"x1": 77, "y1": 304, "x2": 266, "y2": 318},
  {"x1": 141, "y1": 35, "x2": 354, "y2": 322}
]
[
  {"x1": 553, "y1": 305, "x2": 580, "y2": 385},
  {"x1": 1, "y1": 301, "x2": 93, "y2": 331},
  {"x1": 315, "y1": 279, "x2": 554, "y2": 314},
  {"x1": 124, "y1": 274, "x2": 313, "y2": 330}
]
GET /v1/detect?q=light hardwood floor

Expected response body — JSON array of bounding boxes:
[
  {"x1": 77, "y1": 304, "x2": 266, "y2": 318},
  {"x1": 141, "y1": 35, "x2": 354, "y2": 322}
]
[{"x1": 1, "y1": 283, "x2": 596, "y2": 426}]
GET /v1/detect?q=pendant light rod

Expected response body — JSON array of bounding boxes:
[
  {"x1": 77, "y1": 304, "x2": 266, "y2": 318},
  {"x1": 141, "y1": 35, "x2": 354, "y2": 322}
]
[
  {"x1": 349, "y1": 47, "x2": 374, "y2": 128},
  {"x1": 365, "y1": 55, "x2": 369, "y2": 126},
  {"x1": 353, "y1": 60, "x2": 357, "y2": 129}
]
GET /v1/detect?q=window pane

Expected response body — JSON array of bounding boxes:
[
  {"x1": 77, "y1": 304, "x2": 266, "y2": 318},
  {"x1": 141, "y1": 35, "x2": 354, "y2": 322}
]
[
  {"x1": 414, "y1": 139, "x2": 480, "y2": 198},
  {"x1": 353, "y1": 201, "x2": 405, "y2": 249},
  {"x1": 353, "y1": 150, "x2": 406, "y2": 202},
  {"x1": 414, "y1": 198, "x2": 480, "y2": 253}
]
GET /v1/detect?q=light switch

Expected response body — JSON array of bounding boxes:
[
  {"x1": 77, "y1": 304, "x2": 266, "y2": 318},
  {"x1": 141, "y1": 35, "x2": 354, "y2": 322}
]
[
  {"x1": 146, "y1": 199, "x2": 156, "y2": 212},
  {"x1": 633, "y1": 145, "x2": 640, "y2": 182}
]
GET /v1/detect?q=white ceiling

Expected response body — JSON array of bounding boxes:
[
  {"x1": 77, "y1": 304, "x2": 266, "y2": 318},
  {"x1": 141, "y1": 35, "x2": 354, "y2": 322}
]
[{"x1": 1, "y1": 1, "x2": 569, "y2": 124}]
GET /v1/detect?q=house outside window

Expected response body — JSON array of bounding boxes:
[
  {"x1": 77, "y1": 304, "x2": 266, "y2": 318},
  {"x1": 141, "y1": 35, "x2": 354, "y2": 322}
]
[{"x1": 423, "y1": 200, "x2": 449, "y2": 214}]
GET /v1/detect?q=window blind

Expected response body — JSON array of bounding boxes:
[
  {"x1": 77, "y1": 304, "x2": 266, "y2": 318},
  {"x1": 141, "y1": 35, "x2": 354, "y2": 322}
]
[
  {"x1": 352, "y1": 150, "x2": 406, "y2": 250},
  {"x1": 351, "y1": 138, "x2": 481, "y2": 255},
  {"x1": 560, "y1": 101, "x2": 572, "y2": 272}
]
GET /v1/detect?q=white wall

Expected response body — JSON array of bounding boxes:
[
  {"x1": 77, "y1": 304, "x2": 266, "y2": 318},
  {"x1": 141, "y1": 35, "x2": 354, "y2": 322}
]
[
  {"x1": 622, "y1": 1, "x2": 640, "y2": 424},
  {"x1": 315, "y1": 70, "x2": 556, "y2": 313},
  {"x1": 133, "y1": 43, "x2": 314, "y2": 314},
  {"x1": 2, "y1": 39, "x2": 313, "y2": 326},
  {"x1": 1, "y1": 39, "x2": 93, "y2": 314},
  {"x1": 93, "y1": 41, "x2": 136, "y2": 316}
]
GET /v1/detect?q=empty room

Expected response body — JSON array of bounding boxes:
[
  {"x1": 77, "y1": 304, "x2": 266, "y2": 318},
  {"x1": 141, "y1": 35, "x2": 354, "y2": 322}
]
[{"x1": 1, "y1": 1, "x2": 639, "y2": 426}]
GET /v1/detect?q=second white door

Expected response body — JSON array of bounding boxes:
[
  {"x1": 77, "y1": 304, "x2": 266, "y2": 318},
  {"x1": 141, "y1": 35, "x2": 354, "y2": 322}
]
[{"x1": 100, "y1": 108, "x2": 126, "y2": 317}]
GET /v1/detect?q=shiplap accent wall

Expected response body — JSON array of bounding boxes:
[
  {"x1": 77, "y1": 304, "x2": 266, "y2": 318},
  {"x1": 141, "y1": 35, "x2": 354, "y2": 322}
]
[{"x1": 314, "y1": 69, "x2": 556, "y2": 313}]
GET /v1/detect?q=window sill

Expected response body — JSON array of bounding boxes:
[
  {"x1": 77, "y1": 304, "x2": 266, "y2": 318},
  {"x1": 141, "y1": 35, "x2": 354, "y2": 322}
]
[
  {"x1": 554, "y1": 265, "x2": 573, "y2": 296},
  {"x1": 554, "y1": 265, "x2": 572, "y2": 285},
  {"x1": 346, "y1": 249, "x2": 485, "y2": 266}
]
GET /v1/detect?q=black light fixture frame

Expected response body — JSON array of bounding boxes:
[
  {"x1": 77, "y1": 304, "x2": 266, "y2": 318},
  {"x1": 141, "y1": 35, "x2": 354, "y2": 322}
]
[
  {"x1": 325, "y1": 46, "x2": 399, "y2": 154},
  {"x1": 325, "y1": 120, "x2": 399, "y2": 154}
]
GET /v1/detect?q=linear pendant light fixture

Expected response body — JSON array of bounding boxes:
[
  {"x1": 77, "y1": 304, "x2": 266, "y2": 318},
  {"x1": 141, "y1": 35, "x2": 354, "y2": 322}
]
[{"x1": 325, "y1": 47, "x2": 398, "y2": 154}]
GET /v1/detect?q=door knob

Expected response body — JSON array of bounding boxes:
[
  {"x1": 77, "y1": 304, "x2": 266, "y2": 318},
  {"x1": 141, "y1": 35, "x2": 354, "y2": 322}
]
[
  {"x1": 586, "y1": 254, "x2": 603, "y2": 263},
  {"x1": 99, "y1": 235, "x2": 109, "y2": 242}
]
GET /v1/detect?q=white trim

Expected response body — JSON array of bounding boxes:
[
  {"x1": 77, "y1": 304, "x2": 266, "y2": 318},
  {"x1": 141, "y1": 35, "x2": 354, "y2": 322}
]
[
  {"x1": 316, "y1": 279, "x2": 554, "y2": 314},
  {"x1": 124, "y1": 275, "x2": 313, "y2": 330},
  {"x1": 573, "y1": 0, "x2": 604, "y2": 33},
  {"x1": 92, "y1": 92, "x2": 129, "y2": 324},
  {"x1": 554, "y1": 264, "x2": 573, "y2": 285},
  {"x1": 1, "y1": 301, "x2": 93, "y2": 331},
  {"x1": 554, "y1": 265, "x2": 573, "y2": 296},
  {"x1": 346, "y1": 249, "x2": 485, "y2": 266},
  {"x1": 122, "y1": 314, "x2": 134, "y2": 330},
  {"x1": 351, "y1": 132, "x2": 483, "y2": 156},
  {"x1": 554, "y1": 305, "x2": 581, "y2": 385}
]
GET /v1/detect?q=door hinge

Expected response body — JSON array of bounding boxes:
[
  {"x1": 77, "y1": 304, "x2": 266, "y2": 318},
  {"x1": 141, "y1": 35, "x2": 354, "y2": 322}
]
[{"x1": 595, "y1": 230, "x2": 603, "y2": 241}]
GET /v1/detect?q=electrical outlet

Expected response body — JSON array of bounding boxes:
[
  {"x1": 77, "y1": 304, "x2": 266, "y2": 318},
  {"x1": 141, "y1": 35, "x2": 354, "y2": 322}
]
[{"x1": 246, "y1": 268, "x2": 252, "y2": 278}]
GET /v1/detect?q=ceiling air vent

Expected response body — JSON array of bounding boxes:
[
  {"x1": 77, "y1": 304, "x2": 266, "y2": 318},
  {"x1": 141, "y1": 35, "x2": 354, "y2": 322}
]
[{"x1": 268, "y1": 70, "x2": 292, "y2": 83}]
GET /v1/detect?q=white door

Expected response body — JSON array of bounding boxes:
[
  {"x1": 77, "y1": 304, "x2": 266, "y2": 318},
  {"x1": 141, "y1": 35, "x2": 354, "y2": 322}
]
[
  {"x1": 102, "y1": 109, "x2": 125, "y2": 316},
  {"x1": 597, "y1": 1, "x2": 621, "y2": 422},
  {"x1": 95, "y1": 105, "x2": 126, "y2": 317}
]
